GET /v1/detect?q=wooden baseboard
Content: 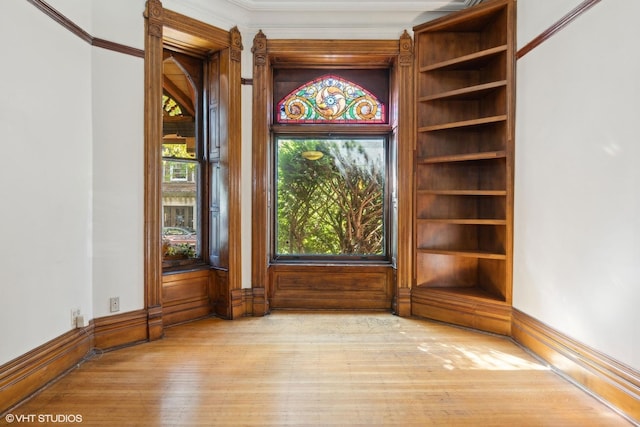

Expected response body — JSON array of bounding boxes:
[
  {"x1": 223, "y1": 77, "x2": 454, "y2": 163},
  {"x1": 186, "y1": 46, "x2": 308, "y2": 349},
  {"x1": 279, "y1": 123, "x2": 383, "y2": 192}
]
[
  {"x1": 1, "y1": 309, "x2": 152, "y2": 414},
  {"x1": 512, "y1": 309, "x2": 640, "y2": 424},
  {"x1": 251, "y1": 287, "x2": 269, "y2": 317},
  {"x1": 230, "y1": 289, "x2": 245, "y2": 319},
  {"x1": 93, "y1": 310, "x2": 149, "y2": 350},
  {"x1": 411, "y1": 288, "x2": 512, "y2": 335},
  {"x1": 0, "y1": 326, "x2": 93, "y2": 414},
  {"x1": 394, "y1": 287, "x2": 411, "y2": 317}
]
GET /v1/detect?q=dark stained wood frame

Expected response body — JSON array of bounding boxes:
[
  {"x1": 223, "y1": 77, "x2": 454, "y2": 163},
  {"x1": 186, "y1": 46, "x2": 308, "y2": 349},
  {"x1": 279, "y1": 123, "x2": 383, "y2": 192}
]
[
  {"x1": 250, "y1": 33, "x2": 414, "y2": 315},
  {"x1": 144, "y1": 0, "x2": 243, "y2": 335}
]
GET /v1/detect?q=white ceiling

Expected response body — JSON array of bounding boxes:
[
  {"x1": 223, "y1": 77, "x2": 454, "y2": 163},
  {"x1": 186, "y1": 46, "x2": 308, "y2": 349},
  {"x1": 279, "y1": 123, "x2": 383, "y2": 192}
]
[
  {"x1": 225, "y1": 0, "x2": 482, "y2": 12},
  {"x1": 164, "y1": 0, "x2": 485, "y2": 39}
]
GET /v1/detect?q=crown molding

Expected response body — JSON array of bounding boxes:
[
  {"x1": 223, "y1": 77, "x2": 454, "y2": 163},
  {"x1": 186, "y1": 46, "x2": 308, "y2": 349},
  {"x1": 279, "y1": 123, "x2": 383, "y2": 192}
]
[{"x1": 224, "y1": 0, "x2": 472, "y2": 12}]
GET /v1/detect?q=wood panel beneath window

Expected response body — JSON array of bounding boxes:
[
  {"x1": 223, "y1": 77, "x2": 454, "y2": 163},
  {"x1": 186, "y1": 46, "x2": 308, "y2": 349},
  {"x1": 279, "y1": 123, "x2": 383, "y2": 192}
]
[
  {"x1": 162, "y1": 269, "x2": 211, "y2": 326},
  {"x1": 269, "y1": 264, "x2": 393, "y2": 310}
]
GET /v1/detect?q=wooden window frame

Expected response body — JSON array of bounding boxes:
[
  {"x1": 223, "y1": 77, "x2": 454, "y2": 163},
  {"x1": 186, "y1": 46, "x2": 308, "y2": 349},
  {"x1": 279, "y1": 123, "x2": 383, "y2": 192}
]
[
  {"x1": 251, "y1": 32, "x2": 414, "y2": 316},
  {"x1": 144, "y1": 0, "x2": 243, "y2": 336}
]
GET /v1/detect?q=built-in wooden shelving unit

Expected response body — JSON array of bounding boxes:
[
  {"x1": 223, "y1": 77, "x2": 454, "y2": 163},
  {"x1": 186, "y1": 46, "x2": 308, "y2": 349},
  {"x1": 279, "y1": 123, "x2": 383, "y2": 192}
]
[{"x1": 411, "y1": 0, "x2": 515, "y2": 334}]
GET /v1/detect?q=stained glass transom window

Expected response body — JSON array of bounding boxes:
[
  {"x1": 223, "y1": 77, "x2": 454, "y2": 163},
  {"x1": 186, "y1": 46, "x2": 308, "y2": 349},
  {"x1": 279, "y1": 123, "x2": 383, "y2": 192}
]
[{"x1": 277, "y1": 75, "x2": 385, "y2": 124}]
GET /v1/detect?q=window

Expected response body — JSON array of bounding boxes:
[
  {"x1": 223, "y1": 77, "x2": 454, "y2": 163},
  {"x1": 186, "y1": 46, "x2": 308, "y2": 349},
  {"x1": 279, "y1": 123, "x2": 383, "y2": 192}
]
[
  {"x1": 273, "y1": 72, "x2": 390, "y2": 262},
  {"x1": 277, "y1": 74, "x2": 385, "y2": 124},
  {"x1": 161, "y1": 53, "x2": 203, "y2": 263},
  {"x1": 276, "y1": 137, "x2": 387, "y2": 258}
]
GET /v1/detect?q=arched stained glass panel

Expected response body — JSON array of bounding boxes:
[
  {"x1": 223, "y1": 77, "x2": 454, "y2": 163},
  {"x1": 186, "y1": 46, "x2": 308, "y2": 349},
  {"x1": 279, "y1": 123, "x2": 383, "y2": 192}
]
[{"x1": 277, "y1": 74, "x2": 385, "y2": 124}]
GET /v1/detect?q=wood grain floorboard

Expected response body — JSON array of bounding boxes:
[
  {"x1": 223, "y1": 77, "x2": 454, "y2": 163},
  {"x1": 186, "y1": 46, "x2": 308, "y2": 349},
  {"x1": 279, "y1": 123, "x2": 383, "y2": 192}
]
[{"x1": 2, "y1": 312, "x2": 632, "y2": 426}]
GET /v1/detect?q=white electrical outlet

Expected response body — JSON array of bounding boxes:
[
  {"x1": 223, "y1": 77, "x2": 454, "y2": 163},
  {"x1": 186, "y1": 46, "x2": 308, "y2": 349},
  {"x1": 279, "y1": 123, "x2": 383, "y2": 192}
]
[
  {"x1": 70, "y1": 308, "x2": 81, "y2": 328},
  {"x1": 75, "y1": 315, "x2": 87, "y2": 328},
  {"x1": 110, "y1": 297, "x2": 120, "y2": 313}
]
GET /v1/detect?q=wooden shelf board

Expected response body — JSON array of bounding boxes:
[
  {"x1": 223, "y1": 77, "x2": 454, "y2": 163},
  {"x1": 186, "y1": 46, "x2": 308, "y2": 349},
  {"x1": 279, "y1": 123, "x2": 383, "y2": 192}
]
[
  {"x1": 416, "y1": 189, "x2": 507, "y2": 196},
  {"x1": 418, "y1": 115, "x2": 507, "y2": 132},
  {"x1": 419, "y1": 45, "x2": 507, "y2": 72},
  {"x1": 418, "y1": 150, "x2": 506, "y2": 164},
  {"x1": 417, "y1": 248, "x2": 506, "y2": 260},
  {"x1": 416, "y1": 218, "x2": 506, "y2": 225},
  {"x1": 412, "y1": 285, "x2": 507, "y2": 304},
  {"x1": 419, "y1": 80, "x2": 507, "y2": 102}
]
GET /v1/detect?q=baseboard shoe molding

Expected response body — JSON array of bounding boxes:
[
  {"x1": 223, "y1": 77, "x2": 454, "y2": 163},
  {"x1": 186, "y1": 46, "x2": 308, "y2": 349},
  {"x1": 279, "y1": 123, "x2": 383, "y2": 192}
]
[
  {"x1": 93, "y1": 309, "x2": 149, "y2": 350},
  {"x1": 512, "y1": 309, "x2": 640, "y2": 424},
  {"x1": 0, "y1": 325, "x2": 93, "y2": 415}
]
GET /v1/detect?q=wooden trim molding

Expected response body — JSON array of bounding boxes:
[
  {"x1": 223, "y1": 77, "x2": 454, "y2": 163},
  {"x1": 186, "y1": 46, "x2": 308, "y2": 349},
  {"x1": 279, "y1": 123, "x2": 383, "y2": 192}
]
[
  {"x1": 26, "y1": 0, "x2": 144, "y2": 58},
  {"x1": 250, "y1": 30, "x2": 270, "y2": 317},
  {"x1": 394, "y1": 30, "x2": 414, "y2": 317},
  {"x1": 512, "y1": 309, "x2": 640, "y2": 424},
  {"x1": 516, "y1": 0, "x2": 602, "y2": 59},
  {"x1": 0, "y1": 326, "x2": 93, "y2": 414},
  {"x1": 1, "y1": 310, "x2": 153, "y2": 414},
  {"x1": 145, "y1": 1, "x2": 243, "y2": 325},
  {"x1": 93, "y1": 310, "x2": 150, "y2": 350},
  {"x1": 92, "y1": 38, "x2": 145, "y2": 58},
  {"x1": 144, "y1": 0, "x2": 165, "y2": 342}
]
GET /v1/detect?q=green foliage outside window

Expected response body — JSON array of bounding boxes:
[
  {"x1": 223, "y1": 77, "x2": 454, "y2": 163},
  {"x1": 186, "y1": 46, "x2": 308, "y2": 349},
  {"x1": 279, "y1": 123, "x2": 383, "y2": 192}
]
[{"x1": 276, "y1": 138, "x2": 385, "y2": 256}]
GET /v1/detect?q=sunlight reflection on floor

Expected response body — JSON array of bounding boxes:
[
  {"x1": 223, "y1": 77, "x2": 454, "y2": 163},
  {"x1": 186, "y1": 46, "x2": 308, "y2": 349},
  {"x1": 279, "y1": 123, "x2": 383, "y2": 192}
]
[{"x1": 417, "y1": 342, "x2": 549, "y2": 371}]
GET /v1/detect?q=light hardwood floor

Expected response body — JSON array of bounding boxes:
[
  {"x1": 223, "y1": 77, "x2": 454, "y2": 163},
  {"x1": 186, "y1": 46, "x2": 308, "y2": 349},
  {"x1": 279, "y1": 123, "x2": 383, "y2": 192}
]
[{"x1": 2, "y1": 312, "x2": 632, "y2": 426}]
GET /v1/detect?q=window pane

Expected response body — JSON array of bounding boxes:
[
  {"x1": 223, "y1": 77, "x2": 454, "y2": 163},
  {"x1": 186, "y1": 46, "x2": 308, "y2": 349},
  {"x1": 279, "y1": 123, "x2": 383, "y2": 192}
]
[
  {"x1": 276, "y1": 138, "x2": 385, "y2": 256},
  {"x1": 162, "y1": 159, "x2": 200, "y2": 259}
]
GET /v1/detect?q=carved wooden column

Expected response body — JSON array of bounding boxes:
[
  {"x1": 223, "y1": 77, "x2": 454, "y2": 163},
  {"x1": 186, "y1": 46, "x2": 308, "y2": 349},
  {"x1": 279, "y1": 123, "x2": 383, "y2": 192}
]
[
  {"x1": 395, "y1": 30, "x2": 414, "y2": 317},
  {"x1": 250, "y1": 30, "x2": 270, "y2": 316},
  {"x1": 144, "y1": 0, "x2": 164, "y2": 339},
  {"x1": 228, "y1": 26, "x2": 245, "y2": 319}
]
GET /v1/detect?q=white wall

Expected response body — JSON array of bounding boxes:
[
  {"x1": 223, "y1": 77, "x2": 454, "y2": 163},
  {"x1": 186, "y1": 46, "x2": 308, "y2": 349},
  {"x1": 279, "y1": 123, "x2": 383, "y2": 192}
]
[
  {"x1": 514, "y1": 0, "x2": 640, "y2": 370},
  {"x1": 91, "y1": 46, "x2": 144, "y2": 317},
  {"x1": 90, "y1": 0, "x2": 145, "y2": 317},
  {"x1": 0, "y1": 1, "x2": 93, "y2": 364},
  {"x1": 0, "y1": 0, "x2": 146, "y2": 364}
]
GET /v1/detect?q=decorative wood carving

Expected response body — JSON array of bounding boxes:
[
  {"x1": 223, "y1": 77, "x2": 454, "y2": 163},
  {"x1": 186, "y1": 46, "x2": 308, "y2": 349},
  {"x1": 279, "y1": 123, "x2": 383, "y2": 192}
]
[
  {"x1": 230, "y1": 26, "x2": 243, "y2": 62},
  {"x1": 145, "y1": 0, "x2": 163, "y2": 38},
  {"x1": 399, "y1": 30, "x2": 413, "y2": 67},
  {"x1": 252, "y1": 30, "x2": 267, "y2": 67}
]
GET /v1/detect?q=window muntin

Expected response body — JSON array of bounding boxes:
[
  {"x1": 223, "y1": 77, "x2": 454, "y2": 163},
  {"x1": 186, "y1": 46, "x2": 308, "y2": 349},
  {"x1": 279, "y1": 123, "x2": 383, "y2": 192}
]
[{"x1": 275, "y1": 137, "x2": 387, "y2": 259}]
